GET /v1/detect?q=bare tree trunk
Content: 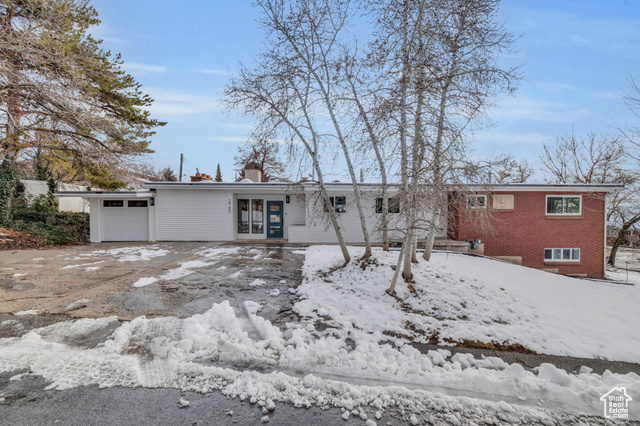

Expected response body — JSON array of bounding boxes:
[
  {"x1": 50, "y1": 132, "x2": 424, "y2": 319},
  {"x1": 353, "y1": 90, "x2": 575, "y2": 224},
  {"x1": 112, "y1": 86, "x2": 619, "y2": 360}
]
[
  {"x1": 387, "y1": 240, "x2": 406, "y2": 295},
  {"x1": 348, "y1": 78, "x2": 390, "y2": 250},
  {"x1": 411, "y1": 233, "x2": 418, "y2": 263},
  {"x1": 608, "y1": 214, "x2": 640, "y2": 266},
  {"x1": 422, "y1": 211, "x2": 440, "y2": 261}
]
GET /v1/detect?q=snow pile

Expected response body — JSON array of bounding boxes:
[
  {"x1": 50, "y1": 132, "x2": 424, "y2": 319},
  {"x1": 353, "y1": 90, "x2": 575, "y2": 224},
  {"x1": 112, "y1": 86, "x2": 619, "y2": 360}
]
[
  {"x1": 295, "y1": 246, "x2": 640, "y2": 363},
  {"x1": 0, "y1": 301, "x2": 638, "y2": 422}
]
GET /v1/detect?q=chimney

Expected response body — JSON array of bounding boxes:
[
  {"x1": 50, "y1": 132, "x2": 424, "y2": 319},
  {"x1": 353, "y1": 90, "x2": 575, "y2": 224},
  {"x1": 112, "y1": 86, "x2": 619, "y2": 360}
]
[
  {"x1": 243, "y1": 162, "x2": 262, "y2": 182},
  {"x1": 190, "y1": 171, "x2": 214, "y2": 182}
]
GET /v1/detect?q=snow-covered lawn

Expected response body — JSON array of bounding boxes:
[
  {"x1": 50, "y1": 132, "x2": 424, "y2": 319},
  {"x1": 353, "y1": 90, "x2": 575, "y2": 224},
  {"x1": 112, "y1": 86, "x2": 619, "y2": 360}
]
[
  {"x1": 296, "y1": 246, "x2": 640, "y2": 363},
  {"x1": 1, "y1": 245, "x2": 638, "y2": 423}
]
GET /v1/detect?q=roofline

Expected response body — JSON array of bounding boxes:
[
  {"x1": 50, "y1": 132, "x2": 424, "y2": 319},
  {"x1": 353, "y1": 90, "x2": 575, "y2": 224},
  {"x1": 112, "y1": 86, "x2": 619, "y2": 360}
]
[
  {"x1": 453, "y1": 183, "x2": 623, "y2": 192},
  {"x1": 55, "y1": 190, "x2": 155, "y2": 199},
  {"x1": 55, "y1": 182, "x2": 623, "y2": 197}
]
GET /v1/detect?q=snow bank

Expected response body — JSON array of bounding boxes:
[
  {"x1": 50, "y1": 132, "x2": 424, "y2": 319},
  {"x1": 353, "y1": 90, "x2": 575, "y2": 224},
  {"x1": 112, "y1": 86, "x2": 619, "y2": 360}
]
[
  {"x1": 0, "y1": 302, "x2": 637, "y2": 422},
  {"x1": 294, "y1": 246, "x2": 640, "y2": 363}
]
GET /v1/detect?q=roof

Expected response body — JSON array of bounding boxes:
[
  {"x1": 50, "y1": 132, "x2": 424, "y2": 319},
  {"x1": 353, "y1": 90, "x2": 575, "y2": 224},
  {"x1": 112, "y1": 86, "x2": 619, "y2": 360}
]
[
  {"x1": 55, "y1": 182, "x2": 623, "y2": 198},
  {"x1": 55, "y1": 190, "x2": 154, "y2": 199}
]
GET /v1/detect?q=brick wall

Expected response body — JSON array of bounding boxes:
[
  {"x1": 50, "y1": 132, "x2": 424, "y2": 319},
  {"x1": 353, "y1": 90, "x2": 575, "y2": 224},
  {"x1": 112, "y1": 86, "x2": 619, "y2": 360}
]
[{"x1": 448, "y1": 191, "x2": 606, "y2": 278}]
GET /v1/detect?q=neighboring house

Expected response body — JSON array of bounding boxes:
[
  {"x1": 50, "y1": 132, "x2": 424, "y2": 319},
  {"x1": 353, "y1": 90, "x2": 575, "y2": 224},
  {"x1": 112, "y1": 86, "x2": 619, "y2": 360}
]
[
  {"x1": 22, "y1": 180, "x2": 89, "y2": 213},
  {"x1": 448, "y1": 184, "x2": 621, "y2": 279},
  {"x1": 56, "y1": 173, "x2": 619, "y2": 279}
]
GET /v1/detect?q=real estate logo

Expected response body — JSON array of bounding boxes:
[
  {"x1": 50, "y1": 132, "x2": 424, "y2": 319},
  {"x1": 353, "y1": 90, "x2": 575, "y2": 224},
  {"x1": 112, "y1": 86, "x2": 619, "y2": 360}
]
[{"x1": 600, "y1": 387, "x2": 632, "y2": 419}]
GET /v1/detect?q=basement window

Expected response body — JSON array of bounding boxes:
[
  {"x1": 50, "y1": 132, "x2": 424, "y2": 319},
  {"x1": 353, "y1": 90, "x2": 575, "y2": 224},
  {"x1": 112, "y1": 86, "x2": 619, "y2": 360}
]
[
  {"x1": 103, "y1": 200, "x2": 123, "y2": 207},
  {"x1": 544, "y1": 248, "x2": 580, "y2": 261}
]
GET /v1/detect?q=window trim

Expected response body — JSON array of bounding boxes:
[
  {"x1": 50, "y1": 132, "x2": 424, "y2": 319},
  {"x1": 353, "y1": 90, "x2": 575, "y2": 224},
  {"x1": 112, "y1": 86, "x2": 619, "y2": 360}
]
[
  {"x1": 103, "y1": 200, "x2": 124, "y2": 207},
  {"x1": 375, "y1": 197, "x2": 401, "y2": 214},
  {"x1": 545, "y1": 195, "x2": 582, "y2": 216},
  {"x1": 466, "y1": 194, "x2": 487, "y2": 209},
  {"x1": 327, "y1": 196, "x2": 347, "y2": 213},
  {"x1": 544, "y1": 248, "x2": 581, "y2": 262},
  {"x1": 127, "y1": 200, "x2": 148, "y2": 208}
]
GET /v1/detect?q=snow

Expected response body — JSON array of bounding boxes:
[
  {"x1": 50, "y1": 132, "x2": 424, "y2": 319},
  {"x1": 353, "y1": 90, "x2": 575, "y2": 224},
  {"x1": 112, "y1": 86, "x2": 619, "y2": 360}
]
[
  {"x1": 74, "y1": 245, "x2": 170, "y2": 262},
  {"x1": 85, "y1": 266, "x2": 100, "y2": 272},
  {"x1": 0, "y1": 300, "x2": 637, "y2": 422},
  {"x1": 133, "y1": 277, "x2": 159, "y2": 288},
  {"x1": 249, "y1": 279, "x2": 266, "y2": 287},
  {"x1": 2, "y1": 245, "x2": 639, "y2": 423},
  {"x1": 61, "y1": 261, "x2": 104, "y2": 270},
  {"x1": 294, "y1": 246, "x2": 640, "y2": 363},
  {"x1": 14, "y1": 310, "x2": 37, "y2": 316},
  {"x1": 65, "y1": 299, "x2": 90, "y2": 311},
  {"x1": 177, "y1": 397, "x2": 190, "y2": 408}
]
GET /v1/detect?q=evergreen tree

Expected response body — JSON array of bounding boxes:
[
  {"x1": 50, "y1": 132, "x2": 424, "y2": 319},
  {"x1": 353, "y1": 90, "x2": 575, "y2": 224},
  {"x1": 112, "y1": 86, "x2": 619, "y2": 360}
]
[
  {"x1": 215, "y1": 163, "x2": 223, "y2": 182},
  {"x1": 0, "y1": 0, "x2": 164, "y2": 217}
]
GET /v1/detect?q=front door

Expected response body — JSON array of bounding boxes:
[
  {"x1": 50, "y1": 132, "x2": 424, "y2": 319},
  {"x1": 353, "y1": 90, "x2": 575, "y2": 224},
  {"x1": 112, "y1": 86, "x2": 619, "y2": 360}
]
[{"x1": 266, "y1": 201, "x2": 284, "y2": 239}]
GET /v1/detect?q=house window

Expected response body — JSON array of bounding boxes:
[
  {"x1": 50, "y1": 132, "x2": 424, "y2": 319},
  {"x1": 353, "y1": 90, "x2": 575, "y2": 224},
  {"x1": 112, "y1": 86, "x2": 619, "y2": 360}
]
[
  {"x1": 238, "y1": 199, "x2": 250, "y2": 233},
  {"x1": 326, "y1": 196, "x2": 346, "y2": 213},
  {"x1": 128, "y1": 200, "x2": 148, "y2": 207},
  {"x1": 466, "y1": 195, "x2": 487, "y2": 209},
  {"x1": 546, "y1": 195, "x2": 581, "y2": 215},
  {"x1": 252, "y1": 199, "x2": 264, "y2": 234},
  {"x1": 375, "y1": 197, "x2": 401, "y2": 214},
  {"x1": 103, "y1": 200, "x2": 123, "y2": 207},
  {"x1": 544, "y1": 248, "x2": 581, "y2": 261}
]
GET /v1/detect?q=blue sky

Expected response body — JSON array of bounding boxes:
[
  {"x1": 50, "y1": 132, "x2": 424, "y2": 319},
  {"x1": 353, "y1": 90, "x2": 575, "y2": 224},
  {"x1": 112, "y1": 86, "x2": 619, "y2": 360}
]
[{"x1": 90, "y1": 0, "x2": 640, "y2": 182}]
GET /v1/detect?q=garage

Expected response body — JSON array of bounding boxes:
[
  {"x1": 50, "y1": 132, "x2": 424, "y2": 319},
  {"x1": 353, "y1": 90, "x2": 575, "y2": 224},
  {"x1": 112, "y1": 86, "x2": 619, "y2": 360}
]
[{"x1": 101, "y1": 199, "x2": 150, "y2": 241}]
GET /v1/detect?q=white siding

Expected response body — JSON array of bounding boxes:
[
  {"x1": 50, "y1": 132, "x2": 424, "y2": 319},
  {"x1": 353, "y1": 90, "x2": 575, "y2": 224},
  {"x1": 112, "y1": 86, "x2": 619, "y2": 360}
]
[
  {"x1": 89, "y1": 198, "x2": 101, "y2": 243},
  {"x1": 155, "y1": 189, "x2": 233, "y2": 241},
  {"x1": 289, "y1": 191, "x2": 438, "y2": 244}
]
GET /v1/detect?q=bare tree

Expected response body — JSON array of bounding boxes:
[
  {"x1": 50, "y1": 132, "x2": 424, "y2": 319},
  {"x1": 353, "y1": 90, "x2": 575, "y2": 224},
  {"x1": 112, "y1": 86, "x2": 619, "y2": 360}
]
[
  {"x1": 227, "y1": 0, "x2": 381, "y2": 262},
  {"x1": 368, "y1": 0, "x2": 521, "y2": 282},
  {"x1": 234, "y1": 138, "x2": 287, "y2": 182}
]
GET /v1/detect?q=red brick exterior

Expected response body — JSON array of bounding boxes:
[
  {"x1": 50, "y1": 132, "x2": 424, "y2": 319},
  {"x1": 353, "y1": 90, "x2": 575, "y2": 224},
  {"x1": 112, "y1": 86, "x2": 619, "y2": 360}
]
[{"x1": 448, "y1": 191, "x2": 607, "y2": 279}]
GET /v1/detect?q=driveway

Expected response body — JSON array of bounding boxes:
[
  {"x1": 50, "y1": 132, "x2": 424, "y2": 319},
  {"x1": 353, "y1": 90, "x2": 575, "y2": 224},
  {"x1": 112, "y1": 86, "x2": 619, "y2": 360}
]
[{"x1": 0, "y1": 242, "x2": 305, "y2": 338}]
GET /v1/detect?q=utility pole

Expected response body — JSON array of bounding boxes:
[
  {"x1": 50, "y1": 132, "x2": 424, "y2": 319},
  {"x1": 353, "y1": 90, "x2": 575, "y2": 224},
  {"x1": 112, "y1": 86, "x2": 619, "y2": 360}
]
[{"x1": 179, "y1": 153, "x2": 184, "y2": 182}]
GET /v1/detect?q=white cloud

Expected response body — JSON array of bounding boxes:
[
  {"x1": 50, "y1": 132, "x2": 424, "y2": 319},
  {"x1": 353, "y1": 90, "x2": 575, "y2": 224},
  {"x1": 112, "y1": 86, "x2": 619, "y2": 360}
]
[
  {"x1": 196, "y1": 68, "x2": 231, "y2": 76},
  {"x1": 146, "y1": 88, "x2": 222, "y2": 118},
  {"x1": 125, "y1": 62, "x2": 167, "y2": 74}
]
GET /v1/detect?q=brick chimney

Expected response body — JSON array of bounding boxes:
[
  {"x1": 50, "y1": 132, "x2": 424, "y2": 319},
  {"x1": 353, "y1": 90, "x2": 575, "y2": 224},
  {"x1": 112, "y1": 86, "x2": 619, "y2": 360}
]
[{"x1": 190, "y1": 172, "x2": 214, "y2": 182}]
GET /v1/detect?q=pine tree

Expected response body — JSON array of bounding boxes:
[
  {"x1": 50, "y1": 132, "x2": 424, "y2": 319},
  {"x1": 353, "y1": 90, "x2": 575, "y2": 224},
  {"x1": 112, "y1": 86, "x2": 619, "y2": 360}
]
[
  {"x1": 215, "y1": 164, "x2": 223, "y2": 182},
  {"x1": 0, "y1": 0, "x2": 164, "y2": 218}
]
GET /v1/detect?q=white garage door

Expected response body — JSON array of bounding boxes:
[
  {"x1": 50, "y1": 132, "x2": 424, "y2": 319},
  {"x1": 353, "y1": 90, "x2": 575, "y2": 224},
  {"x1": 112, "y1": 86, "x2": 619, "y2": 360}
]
[{"x1": 101, "y1": 199, "x2": 150, "y2": 241}]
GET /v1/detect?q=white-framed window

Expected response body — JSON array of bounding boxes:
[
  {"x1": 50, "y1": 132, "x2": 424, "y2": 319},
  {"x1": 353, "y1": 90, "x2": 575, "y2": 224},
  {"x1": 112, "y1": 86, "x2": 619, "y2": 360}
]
[
  {"x1": 466, "y1": 194, "x2": 487, "y2": 209},
  {"x1": 544, "y1": 248, "x2": 581, "y2": 261},
  {"x1": 546, "y1": 195, "x2": 581, "y2": 215},
  {"x1": 325, "y1": 196, "x2": 347, "y2": 213}
]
